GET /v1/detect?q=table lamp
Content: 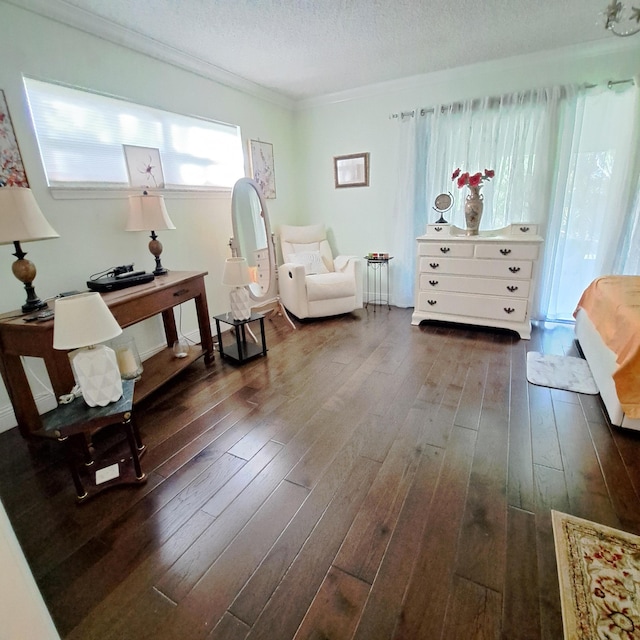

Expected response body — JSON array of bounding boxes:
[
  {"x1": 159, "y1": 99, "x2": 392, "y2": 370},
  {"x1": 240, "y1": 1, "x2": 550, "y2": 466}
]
[
  {"x1": 0, "y1": 187, "x2": 59, "y2": 313},
  {"x1": 53, "y1": 292, "x2": 124, "y2": 407},
  {"x1": 222, "y1": 257, "x2": 252, "y2": 320},
  {"x1": 126, "y1": 191, "x2": 175, "y2": 275}
]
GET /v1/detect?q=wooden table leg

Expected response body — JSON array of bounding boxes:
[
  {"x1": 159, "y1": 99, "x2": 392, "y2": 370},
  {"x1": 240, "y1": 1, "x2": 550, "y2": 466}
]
[{"x1": 60, "y1": 436, "x2": 88, "y2": 501}]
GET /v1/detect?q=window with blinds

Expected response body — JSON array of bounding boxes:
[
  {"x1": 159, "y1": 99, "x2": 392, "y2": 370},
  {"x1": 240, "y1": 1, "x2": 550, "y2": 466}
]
[{"x1": 23, "y1": 78, "x2": 245, "y2": 190}]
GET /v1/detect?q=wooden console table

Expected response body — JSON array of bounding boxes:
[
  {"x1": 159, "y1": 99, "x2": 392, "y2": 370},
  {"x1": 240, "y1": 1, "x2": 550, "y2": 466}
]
[{"x1": 0, "y1": 271, "x2": 214, "y2": 439}]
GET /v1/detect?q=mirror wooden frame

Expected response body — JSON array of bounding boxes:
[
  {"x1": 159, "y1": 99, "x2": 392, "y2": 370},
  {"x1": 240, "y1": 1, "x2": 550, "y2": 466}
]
[{"x1": 333, "y1": 152, "x2": 369, "y2": 188}]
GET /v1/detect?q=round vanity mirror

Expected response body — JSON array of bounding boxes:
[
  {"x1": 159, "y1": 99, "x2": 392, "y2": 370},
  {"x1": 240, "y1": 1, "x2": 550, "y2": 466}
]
[
  {"x1": 433, "y1": 192, "x2": 454, "y2": 223},
  {"x1": 230, "y1": 178, "x2": 277, "y2": 304}
]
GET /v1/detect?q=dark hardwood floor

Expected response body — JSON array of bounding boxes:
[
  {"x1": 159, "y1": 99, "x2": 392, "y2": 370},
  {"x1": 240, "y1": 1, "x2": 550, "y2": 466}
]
[{"x1": 2, "y1": 306, "x2": 640, "y2": 639}]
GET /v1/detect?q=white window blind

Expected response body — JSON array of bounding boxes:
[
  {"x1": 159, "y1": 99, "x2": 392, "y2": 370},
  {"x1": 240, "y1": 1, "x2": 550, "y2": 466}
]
[{"x1": 23, "y1": 78, "x2": 245, "y2": 190}]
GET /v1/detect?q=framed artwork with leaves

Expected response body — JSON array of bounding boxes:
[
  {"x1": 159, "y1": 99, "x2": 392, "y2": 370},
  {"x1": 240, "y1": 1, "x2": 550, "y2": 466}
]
[
  {"x1": 0, "y1": 90, "x2": 29, "y2": 188},
  {"x1": 248, "y1": 140, "x2": 276, "y2": 199}
]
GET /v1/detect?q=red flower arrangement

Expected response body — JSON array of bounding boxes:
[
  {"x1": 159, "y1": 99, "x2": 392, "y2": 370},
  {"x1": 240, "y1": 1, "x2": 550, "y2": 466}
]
[{"x1": 451, "y1": 168, "x2": 495, "y2": 189}]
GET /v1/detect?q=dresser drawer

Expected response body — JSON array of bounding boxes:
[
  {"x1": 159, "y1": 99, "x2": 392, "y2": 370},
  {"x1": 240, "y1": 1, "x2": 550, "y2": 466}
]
[
  {"x1": 419, "y1": 257, "x2": 533, "y2": 280},
  {"x1": 419, "y1": 243, "x2": 474, "y2": 258},
  {"x1": 474, "y1": 243, "x2": 539, "y2": 260},
  {"x1": 425, "y1": 224, "x2": 450, "y2": 236},
  {"x1": 419, "y1": 274, "x2": 530, "y2": 298},
  {"x1": 417, "y1": 291, "x2": 528, "y2": 323}
]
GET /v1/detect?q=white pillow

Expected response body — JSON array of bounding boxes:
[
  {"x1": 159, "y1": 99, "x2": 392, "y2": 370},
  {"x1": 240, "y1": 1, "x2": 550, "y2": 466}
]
[{"x1": 289, "y1": 251, "x2": 329, "y2": 275}]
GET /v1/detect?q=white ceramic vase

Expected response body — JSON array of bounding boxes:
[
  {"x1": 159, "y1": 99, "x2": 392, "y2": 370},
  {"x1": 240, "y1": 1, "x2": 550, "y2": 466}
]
[{"x1": 464, "y1": 185, "x2": 484, "y2": 235}]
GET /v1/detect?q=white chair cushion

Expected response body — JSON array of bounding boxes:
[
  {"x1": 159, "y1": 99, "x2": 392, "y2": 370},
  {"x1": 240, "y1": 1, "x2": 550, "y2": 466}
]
[
  {"x1": 306, "y1": 272, "x2": 356, "y2": 302},
  {"x1": 288, "y1": 250, "x2": 329, "y2": 275}
]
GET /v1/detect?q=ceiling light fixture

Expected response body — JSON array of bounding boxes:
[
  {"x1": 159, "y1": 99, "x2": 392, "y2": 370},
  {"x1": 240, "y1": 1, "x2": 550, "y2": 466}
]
[{"x1": 604, "y1": 1, "x2": 640, "y2": 36}]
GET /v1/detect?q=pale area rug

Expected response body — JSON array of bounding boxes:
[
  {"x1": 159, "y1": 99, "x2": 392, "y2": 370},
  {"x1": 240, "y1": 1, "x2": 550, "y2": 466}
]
[
  {"x1": 552, "y1": 510, "x2": 640, "y2": 639},
  {"x1": 526, "y1": 351, "x2": 598, "y2": 395}
]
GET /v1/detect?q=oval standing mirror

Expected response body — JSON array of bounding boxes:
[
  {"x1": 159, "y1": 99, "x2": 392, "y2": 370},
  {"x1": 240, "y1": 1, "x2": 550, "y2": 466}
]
[{"x1": 231, "y1": 178, "x2": 277, "y2": 304}]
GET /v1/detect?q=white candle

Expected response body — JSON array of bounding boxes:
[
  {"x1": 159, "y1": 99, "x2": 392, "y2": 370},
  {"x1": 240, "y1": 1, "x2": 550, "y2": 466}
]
[{"x1": 116, "y1": 347, "x2": 138, "y2": 377}]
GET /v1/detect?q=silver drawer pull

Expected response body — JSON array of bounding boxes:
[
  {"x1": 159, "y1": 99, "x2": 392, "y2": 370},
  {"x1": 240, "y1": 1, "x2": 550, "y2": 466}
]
[
  {"x1": 519, "y1": 226, "x2": 530, "y2": 233},
  {"x1": 504, "y1": 307, "x2": 515, "y2": 314},
  {"x1": 507, "y1": 285, "x2": 519, "y2": 292},
  {"x1": 429, "y1": 280, "x2": 438, "y2": 286},
  {"x1": 509, "y1": 266, "x2": 521, "y2": 273},
  {"x1": 427, "y1": 300, "x2": 437, "y2": 306},
  {"x1": 435, "y1": 226, "x2": 443, "y2": 232},
  {"x1": 439, "y1": 247, "x2": 450, "y2": 253},
  {"x1": 500, "y1": 248, "x2": 511, "y2": 255},
  {"x1": 429, "y1": 262, "x2": 440, "y2": 269}
]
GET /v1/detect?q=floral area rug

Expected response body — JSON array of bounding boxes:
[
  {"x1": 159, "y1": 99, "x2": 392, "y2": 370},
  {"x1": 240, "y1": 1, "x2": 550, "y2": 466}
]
[
  {"x1": 527, "y1": 352, "x2": 599, "y2": 395},
  {"x1": 552, "y1": 510, "x2": 640, "y2": 639}
]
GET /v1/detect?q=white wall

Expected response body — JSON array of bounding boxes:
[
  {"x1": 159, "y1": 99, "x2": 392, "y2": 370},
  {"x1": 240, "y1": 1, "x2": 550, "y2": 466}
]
[
  {"x1": 293, "y1": 37, "x2": 640, "y2": 268},
  {"x1": 0, "y1": 2, "x2": 297, "y2": 431},
  {"x1": 0, "y1": 498, "x2": 60, "y2": 639}
]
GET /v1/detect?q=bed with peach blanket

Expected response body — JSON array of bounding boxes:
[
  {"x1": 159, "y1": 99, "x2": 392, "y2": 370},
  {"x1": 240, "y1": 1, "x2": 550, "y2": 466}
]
[{"x1": 574, "y1": 276, "x2": 640, "y2": 430}]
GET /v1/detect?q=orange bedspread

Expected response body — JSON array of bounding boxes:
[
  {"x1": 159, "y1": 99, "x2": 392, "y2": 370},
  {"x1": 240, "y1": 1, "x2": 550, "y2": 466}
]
[{"x1": 574, "y1": 276, "x2": 640, "y2": 419}]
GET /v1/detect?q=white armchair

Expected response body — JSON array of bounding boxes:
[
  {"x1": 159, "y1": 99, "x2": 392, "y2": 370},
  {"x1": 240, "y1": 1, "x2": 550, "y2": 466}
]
[{"x1": 278, "y1": 224, "x2": 363, "y2": 319}]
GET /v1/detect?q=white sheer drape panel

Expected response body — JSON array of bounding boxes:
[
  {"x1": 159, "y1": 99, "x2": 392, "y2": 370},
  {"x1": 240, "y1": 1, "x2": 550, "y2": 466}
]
[
  {"x1": 393, "y1": 86, "x2": 568, "y2": 309},
  {"x1": 390, "y1": 113, "x2": 424, "y2": 307},
  {"x1": 423, "y1": 87, "x2": 568, "y2": 232},
  {"x1": 614, "y1": 78, "x2": 640, "y2": 276},
  {"x1": 539, "y1": 83, "x2": 640, "y2": 321},
  {"x1": 393, "y1": 81, "x2": 640, "y2": 322}
]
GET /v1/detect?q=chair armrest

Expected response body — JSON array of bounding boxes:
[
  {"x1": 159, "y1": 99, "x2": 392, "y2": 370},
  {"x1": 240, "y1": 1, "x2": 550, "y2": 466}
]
[
  {"x1": 277, "y1": 263, "x2": 309, "y2": 318},
  {"x1": 334, "y1": 255, "x2": 361, "y2": 272},
  {"x1": 334, "y1": 256, "x2": 364, "y2": 308}
]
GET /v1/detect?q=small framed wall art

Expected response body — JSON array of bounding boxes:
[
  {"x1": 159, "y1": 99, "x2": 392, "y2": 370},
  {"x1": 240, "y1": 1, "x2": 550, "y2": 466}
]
[
  {"x1": 123, "y1": 145, "x2": 165, "y2": 189},
  {"x1": 248, "y1": 139, "x2": 276, "y2": 199},
  {"x1": 334, "y1": 152, "x2": 369, "y2": 189},
  {"x1": 0, "y1": 89, "x2": 29, "y2": 188}
]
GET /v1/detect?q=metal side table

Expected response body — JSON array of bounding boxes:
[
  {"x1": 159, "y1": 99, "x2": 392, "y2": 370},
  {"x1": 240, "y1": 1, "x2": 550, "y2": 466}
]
[{"x1": 364, "y1": 256, "x2": 393, "y2": 311}]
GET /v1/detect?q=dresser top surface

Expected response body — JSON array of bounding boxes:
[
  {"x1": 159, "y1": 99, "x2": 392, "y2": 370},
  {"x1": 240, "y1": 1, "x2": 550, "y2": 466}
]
[{"x1": 419, "y1": 223, "x2": 542, "y2": 242}]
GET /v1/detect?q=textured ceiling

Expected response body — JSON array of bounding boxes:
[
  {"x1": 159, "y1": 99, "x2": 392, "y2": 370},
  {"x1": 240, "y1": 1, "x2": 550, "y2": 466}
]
[{"x1": 10, "y1": 0, "x2": 620, "y2": 102}]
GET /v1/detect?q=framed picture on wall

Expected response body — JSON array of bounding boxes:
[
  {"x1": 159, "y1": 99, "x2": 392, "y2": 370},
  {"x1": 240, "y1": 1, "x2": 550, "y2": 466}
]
[
  {"x1": 123, "y1": 145, "x2": 165, "y2": 189},
  {"x1": 248, "y1": 139, "x2": 276, "y2": 199},
  {"x1": 0, "y1": 90, "x2": 29, "y2": 188},
  {"x1": 334, "y1": 152, "x2": 369, "y2": 188}
]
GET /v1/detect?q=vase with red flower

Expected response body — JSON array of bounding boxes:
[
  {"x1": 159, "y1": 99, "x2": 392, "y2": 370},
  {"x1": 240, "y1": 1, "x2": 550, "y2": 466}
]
[
  {"x1": 451, "y1": 167, "x2": 495, "y2": 236},
  {"x1": 464, "y1": 185, "x2": 484, "y2": 235}
]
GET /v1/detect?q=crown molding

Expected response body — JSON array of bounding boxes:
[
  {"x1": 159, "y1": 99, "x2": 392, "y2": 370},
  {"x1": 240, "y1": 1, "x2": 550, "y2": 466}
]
[
  {"x1": 296, "y1": 37, "x2": 640, "y2": 110},
  {"x1": 6, "y1": 0, "x2": 296, "y2": 110}
]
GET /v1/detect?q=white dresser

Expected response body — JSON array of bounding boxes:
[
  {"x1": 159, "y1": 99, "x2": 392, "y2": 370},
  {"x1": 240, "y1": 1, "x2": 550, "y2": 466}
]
[
  {"x1": 411, "y1": 223, "x2": 543, "y2": 339},
  {"x1": 253, "y1": 247, "x2": 270, "y2": 294}
]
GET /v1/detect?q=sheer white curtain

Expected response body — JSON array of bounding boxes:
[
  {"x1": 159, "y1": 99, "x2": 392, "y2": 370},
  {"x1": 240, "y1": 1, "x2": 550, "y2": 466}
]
[
  {"x1": 423, "y1": 87, "x2": 569, "y2": 231},
  {"x1": 392, "y1": 80, "x2": 640, "y2": 322},
  {"x1": 390, "y1": 112, "x2": 426, "y2": 307},
  {"x1": 391, "y1": 86, "x2": 569, "y2": 307},
  {"x1": 539, "y1": 81, "x2": 640, "y2": 320},
  {"x1": 611, "y1": 77, "x2": 640, "y2": 276}
]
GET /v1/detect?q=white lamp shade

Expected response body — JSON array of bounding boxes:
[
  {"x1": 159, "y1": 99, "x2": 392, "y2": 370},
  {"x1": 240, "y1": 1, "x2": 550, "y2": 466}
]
[
  {"x1": 53, "y1": 292, "x2": 123, "y2": 350},
  {"x1": 0, "y1": 187, "x2": 59, "y2": 244},
  {"x1": 222, "y1": 257, "x2": 251, "y2": 286},
  {"x1": 126, "y1": 193, "x2": 175, "y2": 231}
]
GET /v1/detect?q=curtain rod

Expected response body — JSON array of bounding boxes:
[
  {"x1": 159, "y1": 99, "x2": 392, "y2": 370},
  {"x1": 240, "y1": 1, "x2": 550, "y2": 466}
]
[{"x1": 388, "y1": 78, "x2": 635, "y2": 120}]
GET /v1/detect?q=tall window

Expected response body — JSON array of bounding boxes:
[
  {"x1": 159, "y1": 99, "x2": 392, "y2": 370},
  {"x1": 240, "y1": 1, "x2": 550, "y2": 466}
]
[
  {"x1": 541, "y1": 85, "x2": 639, "y2": 321},
  {"x1": 391, "y1": 81, "x2": 640, "y2": 322},
  {"x1": 23, "y1": 78, "x2": 244, "y2": 190}
]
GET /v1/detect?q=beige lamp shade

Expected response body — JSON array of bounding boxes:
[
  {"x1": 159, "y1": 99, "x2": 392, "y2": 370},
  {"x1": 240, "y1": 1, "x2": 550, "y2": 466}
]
[
  {"x1": 0, "y1": 187, "x2": 59, "y2": 243},
  {"x1": 126, "y1": 193, "x2": 175, "y2": 231},
  {"x1": 53, "y1": 292, "x2": 123, "y2": 350},
  {"x1": 53, "y1": 292, "x2": 124, "y2": 407},
  {"x1": 222, "y1": 257, "x2": 252, "y2": 286}
]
